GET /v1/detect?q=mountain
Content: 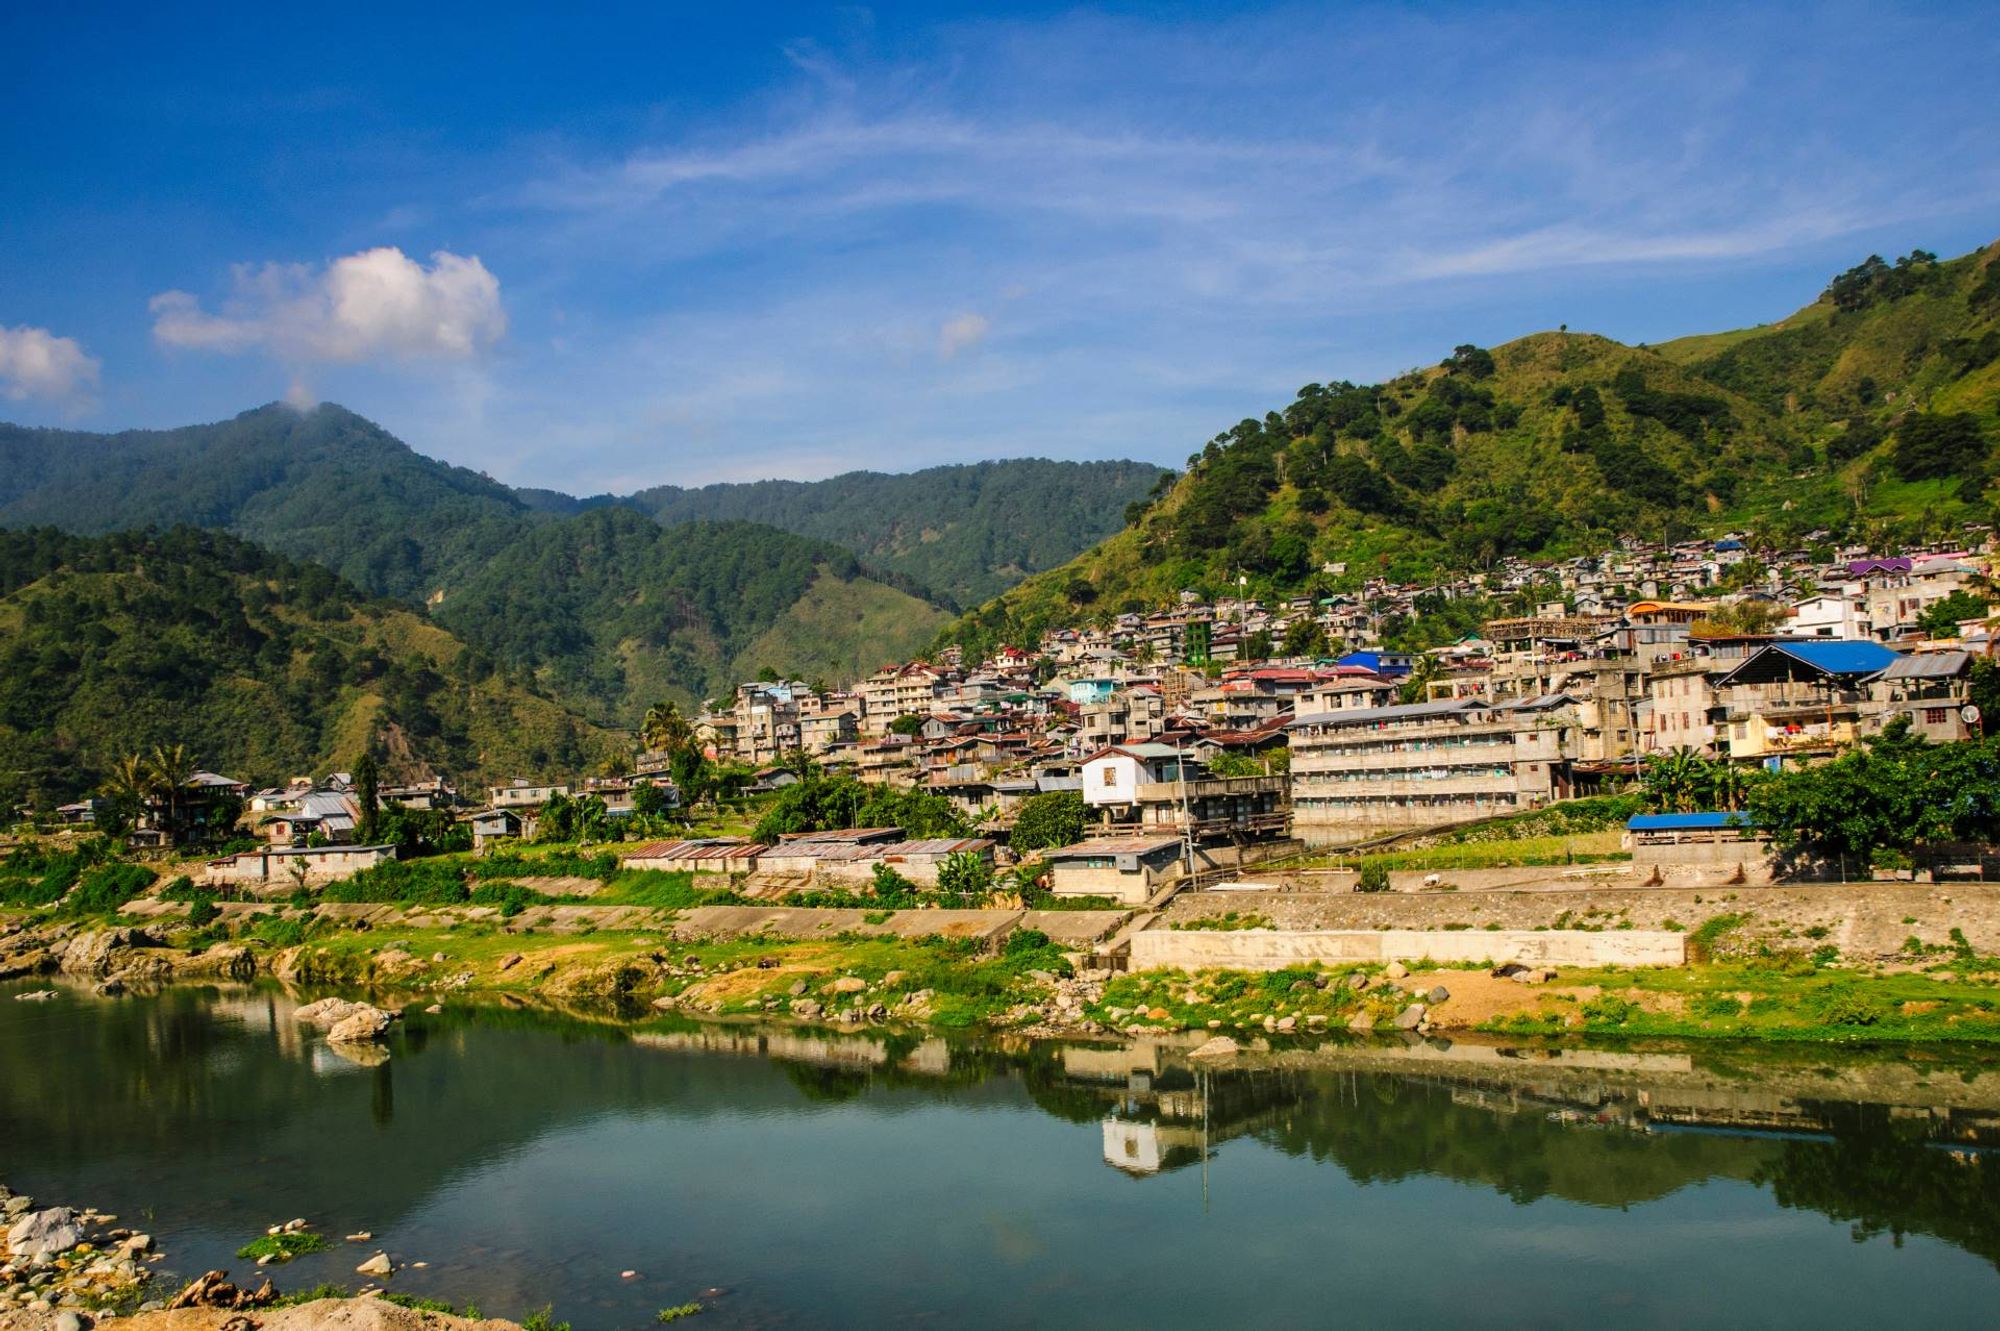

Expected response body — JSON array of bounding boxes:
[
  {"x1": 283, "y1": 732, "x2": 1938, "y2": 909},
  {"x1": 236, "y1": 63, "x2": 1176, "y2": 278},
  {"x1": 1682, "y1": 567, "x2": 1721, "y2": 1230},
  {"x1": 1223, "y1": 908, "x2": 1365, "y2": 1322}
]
[
  {"x1": 0, "y1": 405, "x2": 1150, "y2": 712},
  {"x1": 941, "y1": 239, "x2": 2000, "y2": 658},
  {"x1": 429, "y1": 507, "x2": 949, "y2": 721},
  {"x1": 602, "y1": 460, "x2": 1168, "y2": 606},
  {"x1": 0, "y1": 406, "x2": 951, "y2": 718},
  {"x1": 0, "y1": 527, "x2": 623, "y2": 809}
]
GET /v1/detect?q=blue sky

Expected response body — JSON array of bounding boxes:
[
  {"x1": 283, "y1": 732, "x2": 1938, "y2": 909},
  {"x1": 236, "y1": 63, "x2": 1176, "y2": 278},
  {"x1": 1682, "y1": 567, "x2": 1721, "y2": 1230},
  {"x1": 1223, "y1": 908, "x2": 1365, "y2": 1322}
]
[{"x1": 2, "y1": 2, "x2": 1996, "y2": 491}]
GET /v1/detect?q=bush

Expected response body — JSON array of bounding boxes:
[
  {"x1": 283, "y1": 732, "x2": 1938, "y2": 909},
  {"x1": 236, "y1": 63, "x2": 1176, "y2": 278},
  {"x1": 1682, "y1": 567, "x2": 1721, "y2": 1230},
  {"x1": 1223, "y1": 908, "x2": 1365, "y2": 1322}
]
[
  {"x1": 65, "y1": 863, "x2": 158, "y2": 916},
  {"x1": 1355, "y1": 859, "x2": 1391, "y2": 893},
  {"x1": 322, "y1": 859, "x2": 469, "y2": 905},
  {"x1": 185, "y1": 889, "x2": 222, "y2": 929},
  {"x1": 1004, "y1": 928, "x2": 1052, "y2": 956},
  {"x1": 469, "y1": 881, "x2": 551, "y2": 918},
  {"x1": 870, "y1": 863, "x2": 918, "y2": 907},
  {"x1": 1809, "y1": 983, "x2": 1883, "y2": 1028},
  {"x1": 471, "y1": 851, "x2": 616, "y2": 881},
  {"x1": 936, "y1": 852, "x2": 995, "y2": 906}
]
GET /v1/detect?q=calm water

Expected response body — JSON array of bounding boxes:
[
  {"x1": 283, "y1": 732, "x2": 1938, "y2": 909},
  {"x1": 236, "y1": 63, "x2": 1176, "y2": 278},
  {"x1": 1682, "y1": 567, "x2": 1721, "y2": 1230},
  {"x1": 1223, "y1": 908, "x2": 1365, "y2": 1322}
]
[{"x1": 6, "y1": 979, "x2": 2000, "y2": 1329}]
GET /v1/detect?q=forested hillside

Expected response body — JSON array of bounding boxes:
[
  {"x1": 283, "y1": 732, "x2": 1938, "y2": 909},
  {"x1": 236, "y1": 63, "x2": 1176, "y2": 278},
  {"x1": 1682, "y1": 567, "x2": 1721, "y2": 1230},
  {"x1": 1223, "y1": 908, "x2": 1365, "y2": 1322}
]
[
  {"x1": 433, "y1": 508, "x2": 948, "y2": 724},
  {"x1": 0, "y1": 405, "x2": 1137, "y2": 710},
  {"x1": 943, "y1": 239, "x2": 2000, "y2": 659},
  {"x1": 0, "y1": 528, "x2": 623, "y2": 811},
  {"x1": 607, "y1": 459, "x2": 1167, "y2": 605}
]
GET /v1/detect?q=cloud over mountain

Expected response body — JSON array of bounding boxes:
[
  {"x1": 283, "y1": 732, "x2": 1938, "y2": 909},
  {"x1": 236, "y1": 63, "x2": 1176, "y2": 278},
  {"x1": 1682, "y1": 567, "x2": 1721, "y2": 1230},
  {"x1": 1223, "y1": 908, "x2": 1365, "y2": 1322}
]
[
  {"x1": 0, "y1": 325, "x2": 99, "y2": 406},
  {"x1": 151, "y1": 247, "x2": 506, "y2": 365}
]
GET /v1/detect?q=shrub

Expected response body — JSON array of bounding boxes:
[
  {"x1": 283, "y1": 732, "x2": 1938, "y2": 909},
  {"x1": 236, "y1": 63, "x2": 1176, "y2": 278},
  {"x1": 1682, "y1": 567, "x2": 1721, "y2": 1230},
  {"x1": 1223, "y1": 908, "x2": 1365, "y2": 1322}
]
[
  {"x1": 469, "y1": 881, "x2": 550, "y2": 918},
  {"x1": 870, "y1": 864, "x2": 918, "y2": 907},
  {"x1": 1004, "y1": 928, "x2": 1052, "y2": 956},
  {"x1": 185, "y1": 891, "x2": 222, "y2": 929},
  {"x1": 322, "y1": 859, "x2": 468, "y2": 905},
  {"x1": 1688, "y1": 913, "x2": 1746, "y2": 963},
  {"x1": 1809, "y1": 983, "x2": 1883, "y2": 1028},
  {"x1": 65, "y1": 863, "x2": 157, "y2": 916},
  {"x1": 523, "y1": 1308, "x2": 571, "y2": 1331},
  {"x1": 1355, "y1": 859, "x2": 1391, "y2": 893},
  {"x1": 471, "y1": 851, "x2": 617, "y2": 881}
]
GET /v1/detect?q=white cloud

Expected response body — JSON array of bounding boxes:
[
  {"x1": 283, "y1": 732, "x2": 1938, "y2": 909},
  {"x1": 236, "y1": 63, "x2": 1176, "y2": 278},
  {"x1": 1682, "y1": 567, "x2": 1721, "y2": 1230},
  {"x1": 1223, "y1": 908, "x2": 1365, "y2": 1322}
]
[
  {"x1": 0, "y1": 325, "x2": 101, "y2": 405},
  {"x1": 938, "y1": 312, "x2": 990, "y2": 358},
  {"x1": 151, "y1": 246, "x2": 507, "y2": 366}
]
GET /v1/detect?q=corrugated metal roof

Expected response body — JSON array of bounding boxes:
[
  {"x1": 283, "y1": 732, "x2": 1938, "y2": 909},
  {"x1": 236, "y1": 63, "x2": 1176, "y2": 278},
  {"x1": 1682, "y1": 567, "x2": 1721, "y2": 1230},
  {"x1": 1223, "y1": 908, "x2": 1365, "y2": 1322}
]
[
  {"x1": 1877, "y1": 650, "x2": 1973, "y2": 680},
  {"x1": 625, "y1": 838, "x2": 764, "y2": 862},
  {"x1": 1046, "y1": 836, "x2": 1184, "y2": 858},
  {"x1": 1290, "y1": 698, "x2": 1478, "y2": 729}
]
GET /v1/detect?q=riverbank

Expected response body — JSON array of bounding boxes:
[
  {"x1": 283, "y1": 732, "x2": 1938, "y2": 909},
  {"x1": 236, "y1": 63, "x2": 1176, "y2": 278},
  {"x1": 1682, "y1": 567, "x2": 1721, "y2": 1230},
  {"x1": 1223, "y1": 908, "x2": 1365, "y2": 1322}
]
[
  {"x1": 9, "y1": 896, "x2": 2000, "y2": 1044},
  {"x1": 1, "y1": 1180, "x2": 530, "y2": 1331}
]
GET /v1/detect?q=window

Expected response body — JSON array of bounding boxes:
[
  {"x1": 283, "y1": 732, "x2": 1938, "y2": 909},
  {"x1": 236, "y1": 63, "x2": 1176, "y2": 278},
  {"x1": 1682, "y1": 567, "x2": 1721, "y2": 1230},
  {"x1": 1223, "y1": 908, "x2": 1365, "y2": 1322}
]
[
  {"x1": 1100, "y1": 767, "x2": 1118, "y2": 787},
  {"x1": 1924, "y1": 707, "x2": 1950, "y2": 725}
]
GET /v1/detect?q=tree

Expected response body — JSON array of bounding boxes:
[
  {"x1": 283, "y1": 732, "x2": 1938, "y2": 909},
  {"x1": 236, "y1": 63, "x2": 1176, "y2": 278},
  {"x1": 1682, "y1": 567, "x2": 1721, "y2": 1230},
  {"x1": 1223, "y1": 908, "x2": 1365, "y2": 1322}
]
[
  {"x1": 1442, "y1": 344, "x2": 1496, "y2": 380},
  {"x1": 1918, "y1": 590, "x2": 1991, "y2": 639},
  {"x1": 640, "y1": 700, "x2": 695, "y2": 756},
  {"x1": 630, "y1": 781, "x2": 670, "y2": 819},
  {"x1": 1009, "y1": 791, "x2": 1087, "y2": 852},
  {"x1": 1892, "y1": 413, "x2": 1990, "y2": 482},
  {"x1": 1240, "y1": 629, "x2": 1274, "y2": 663},
  {"x1": 1689, "y1": 600, "x2": 1788, "y2": 637},
  {"x1": 353, "y1": 752, "x2": 380, "y2": 843},
  {"x1": 936, "y1": 851, "x2": 995, "y2": 907},
  {"x1": 1282, "y1": 618, "x2": 1328, "y2": 659},
  {"x1": 888, "y1": 714, "x2": 925, "y2": 736},
  {"x1": 148, "y1": 743, "x2": 195, "y2": 844},
  {"x1": 1641, "y1": 746, "x2": 1736, "y2": 813}
]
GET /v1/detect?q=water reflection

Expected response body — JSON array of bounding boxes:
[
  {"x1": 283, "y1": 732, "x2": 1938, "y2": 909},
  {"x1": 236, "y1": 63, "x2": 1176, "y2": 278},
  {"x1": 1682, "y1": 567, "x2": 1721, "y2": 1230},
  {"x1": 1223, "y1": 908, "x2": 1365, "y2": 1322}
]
[{"x1": 4, "y1": 979, "x2": 2000, "y2": 1328}]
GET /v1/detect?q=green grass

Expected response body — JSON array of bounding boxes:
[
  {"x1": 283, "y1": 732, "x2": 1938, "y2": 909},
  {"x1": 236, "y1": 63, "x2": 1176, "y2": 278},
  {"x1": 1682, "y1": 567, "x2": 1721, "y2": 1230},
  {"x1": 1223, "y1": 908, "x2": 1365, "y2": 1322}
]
[
  {"x1": 1290, "y1": 831, "x2": 1629, "y2": 873},
  {"x1": 1484, "y1": 961, "x2": 2000, "y2": 1044},
  {"x1": 236, "y1": 1231, "x2": 331, "y2": 1261},
  {"x1": 270, "y1": 1284, "x2": 350, "y2": 1308},
  {"x1": 656, "y1": 1305, "x2": 704, "y2": 1323}
]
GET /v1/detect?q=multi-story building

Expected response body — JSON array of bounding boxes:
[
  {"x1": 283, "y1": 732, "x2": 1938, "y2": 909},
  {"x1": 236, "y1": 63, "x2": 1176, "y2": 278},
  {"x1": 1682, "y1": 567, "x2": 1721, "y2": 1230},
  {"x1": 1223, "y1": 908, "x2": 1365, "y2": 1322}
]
[
  {"x1": 1079, "y1": 743, "x2": 1289, "y2": 845},
  {"x1": 1288, "y1": 695, "x2": 1581, "y2": 843}
]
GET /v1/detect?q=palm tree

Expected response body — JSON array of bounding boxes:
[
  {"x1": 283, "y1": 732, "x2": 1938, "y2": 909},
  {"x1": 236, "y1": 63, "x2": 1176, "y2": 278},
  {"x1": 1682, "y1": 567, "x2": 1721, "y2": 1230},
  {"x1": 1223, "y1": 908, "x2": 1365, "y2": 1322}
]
[
  {"x1": 1644, "y1": 746, "x2": 1712, "y2": 814},
  {"x1": 640, "y1": 700, "x2": 694, "y2": 756},
  {"x1": 148, "y1": 742, "x2": 195, "y2": 842},
  {"x1": 102, "y1": 752, "x2": 153, "y2": 832}
]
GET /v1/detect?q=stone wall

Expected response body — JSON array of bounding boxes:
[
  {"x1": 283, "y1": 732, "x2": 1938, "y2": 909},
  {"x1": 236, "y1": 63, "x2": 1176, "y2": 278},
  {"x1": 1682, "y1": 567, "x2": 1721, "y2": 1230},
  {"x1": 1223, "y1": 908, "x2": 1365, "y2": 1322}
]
[
  {"x1": 1128, "y1": 926, "x2": 1686, "y2": 972},
  {"x1": 1158, "y1": 881, "x2": 2000, "y2": 958}
]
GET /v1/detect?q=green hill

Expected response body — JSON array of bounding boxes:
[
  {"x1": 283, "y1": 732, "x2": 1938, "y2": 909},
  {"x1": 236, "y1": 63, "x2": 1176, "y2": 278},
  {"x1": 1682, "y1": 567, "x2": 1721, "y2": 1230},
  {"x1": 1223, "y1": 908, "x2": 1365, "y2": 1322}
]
[
  {"x1": 429, "y1": 507, "x2": 949, "y2": 722},
  {"x1": 943, "y1": 239, "x2": 2000, "y2": 658},
  {"x1": 0, "y1": 527, "x2": 625, "y2": 811},
  {"x1": 0, "y1": 406, "x2": 957, "y2": 717},
  {"x1": 607, "y1": 459, "x2": 1167, "y2": 606}
]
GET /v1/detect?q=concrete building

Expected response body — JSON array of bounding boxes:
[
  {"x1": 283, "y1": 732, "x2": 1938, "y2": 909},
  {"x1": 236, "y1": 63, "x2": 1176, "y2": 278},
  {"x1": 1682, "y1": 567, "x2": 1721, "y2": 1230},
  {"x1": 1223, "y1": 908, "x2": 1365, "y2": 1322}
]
[
  {"x1": 1080, "y1": 744, "x2": 1288, "y2": 843},
  {"x1": 1045, "y1": 835, "x2": 1185, "y2": 904},
  {"x1": 1288, "y1": 695, "x2": 1581, "y2": 843}
]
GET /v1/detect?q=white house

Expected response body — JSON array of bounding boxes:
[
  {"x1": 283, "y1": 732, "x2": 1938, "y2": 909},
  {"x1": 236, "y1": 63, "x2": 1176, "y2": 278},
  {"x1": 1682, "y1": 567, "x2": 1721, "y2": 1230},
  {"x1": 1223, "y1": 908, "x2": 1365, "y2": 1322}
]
[{"x1": 1080, "y1": 743, "x2": 1189, "y2": 809}]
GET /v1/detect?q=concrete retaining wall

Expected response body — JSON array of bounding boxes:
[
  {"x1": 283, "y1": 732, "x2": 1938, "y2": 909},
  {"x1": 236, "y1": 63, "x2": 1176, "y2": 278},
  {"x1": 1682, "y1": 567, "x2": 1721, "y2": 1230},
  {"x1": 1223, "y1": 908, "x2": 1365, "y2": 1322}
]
[{"x1": 1127, "y1": 926, "x2": 1687, "y2": 972}]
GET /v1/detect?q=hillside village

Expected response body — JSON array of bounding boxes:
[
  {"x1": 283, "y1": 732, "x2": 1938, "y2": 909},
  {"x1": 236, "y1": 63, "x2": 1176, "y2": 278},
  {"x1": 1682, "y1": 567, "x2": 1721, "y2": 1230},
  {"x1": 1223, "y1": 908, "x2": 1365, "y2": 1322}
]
[{"x1": 66, "y1": 522, "x2": 1998, "y2": 909}]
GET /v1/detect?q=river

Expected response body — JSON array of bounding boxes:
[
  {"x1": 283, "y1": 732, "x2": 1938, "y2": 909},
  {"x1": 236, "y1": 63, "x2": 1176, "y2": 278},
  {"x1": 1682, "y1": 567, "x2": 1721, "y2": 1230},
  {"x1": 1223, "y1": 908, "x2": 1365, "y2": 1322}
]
[{"x1": 5, "y1": 978, "x2": 2000, "y2": 1328}]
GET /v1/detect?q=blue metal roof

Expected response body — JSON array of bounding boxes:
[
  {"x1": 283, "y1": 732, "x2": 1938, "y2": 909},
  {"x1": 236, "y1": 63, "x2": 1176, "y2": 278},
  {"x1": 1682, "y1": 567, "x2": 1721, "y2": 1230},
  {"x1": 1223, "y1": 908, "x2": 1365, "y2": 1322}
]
[
  {"x1": 1718, "y1": 639, "x2": 1900, "y2": 687},
  {"x1": 1628, "y1": 812, "x2": 1756, "y2": 830},
  {"x1": 1773, "y1": 639, "x2": 1899, "y2": 675}
]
